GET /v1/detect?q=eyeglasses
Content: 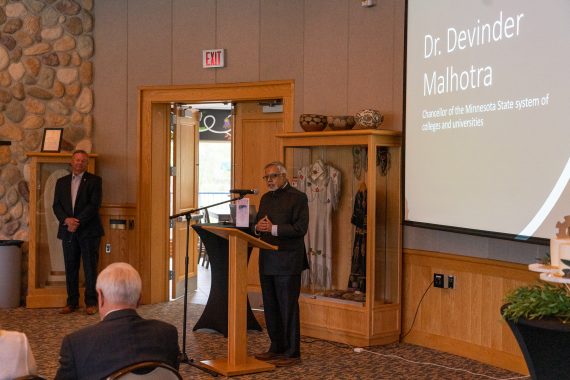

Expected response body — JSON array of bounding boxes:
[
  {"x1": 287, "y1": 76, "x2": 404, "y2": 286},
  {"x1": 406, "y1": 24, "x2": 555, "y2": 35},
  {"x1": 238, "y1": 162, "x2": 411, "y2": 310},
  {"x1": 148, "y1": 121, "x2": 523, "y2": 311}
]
[{"x1": 262, "y1": 173, "x2": 283, "y2": 181}]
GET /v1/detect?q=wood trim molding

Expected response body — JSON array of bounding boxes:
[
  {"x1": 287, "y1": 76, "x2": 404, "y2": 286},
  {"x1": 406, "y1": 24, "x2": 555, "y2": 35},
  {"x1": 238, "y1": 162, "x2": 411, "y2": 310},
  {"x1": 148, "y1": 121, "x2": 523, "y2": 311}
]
[{"x1": 138, "y1": 81, "x2": 294, "y2": 304}]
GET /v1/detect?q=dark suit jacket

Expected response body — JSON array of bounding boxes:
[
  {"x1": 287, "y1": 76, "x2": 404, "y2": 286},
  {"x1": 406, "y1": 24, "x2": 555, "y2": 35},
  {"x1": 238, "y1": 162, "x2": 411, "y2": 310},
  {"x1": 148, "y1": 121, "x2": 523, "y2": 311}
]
[
  {"x1": 53, "y1": 171, "x2": 104, "y2": 240},
  {"x1": 256, "y1": 183, "x2": 309, "y2": 275},
  {"x1": 54, "y1": 309, "x2": 180, "y2": 380}
]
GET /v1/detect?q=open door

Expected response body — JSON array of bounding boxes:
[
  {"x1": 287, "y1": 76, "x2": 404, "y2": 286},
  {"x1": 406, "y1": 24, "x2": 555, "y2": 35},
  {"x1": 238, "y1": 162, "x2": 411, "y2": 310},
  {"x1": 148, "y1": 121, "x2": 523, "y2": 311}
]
[
  {"x1": 138, "y1": 81, "x2": 294, "y2": 304},
  {"x1": 233, "y1": 101, "x2": 284, "y2": 301},
  {"x1": 171, "y1": 106, "x2": 199, "y2": 299}
]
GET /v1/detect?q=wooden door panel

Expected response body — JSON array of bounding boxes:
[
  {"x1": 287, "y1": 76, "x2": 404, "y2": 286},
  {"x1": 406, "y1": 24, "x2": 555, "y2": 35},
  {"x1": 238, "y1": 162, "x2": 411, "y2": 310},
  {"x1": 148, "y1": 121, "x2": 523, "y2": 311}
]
[
  {"x1": 233, "y1": 102, "x2": 283, "y2": 289},
  {"x1": 172, "y1": 113, "x2": 199, "y2": 299}
]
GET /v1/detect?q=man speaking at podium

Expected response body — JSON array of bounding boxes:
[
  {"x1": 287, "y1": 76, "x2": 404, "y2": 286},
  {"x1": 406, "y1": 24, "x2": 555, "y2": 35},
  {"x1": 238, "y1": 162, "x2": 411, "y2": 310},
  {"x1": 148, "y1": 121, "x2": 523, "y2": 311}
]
[{"x1": 253, "y1": 161, "x2": 309, "y2": 367}]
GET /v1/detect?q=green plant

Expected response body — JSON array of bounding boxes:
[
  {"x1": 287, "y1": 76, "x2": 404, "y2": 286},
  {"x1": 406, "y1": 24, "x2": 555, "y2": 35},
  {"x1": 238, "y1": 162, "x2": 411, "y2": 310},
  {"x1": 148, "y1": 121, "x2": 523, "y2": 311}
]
[
  {"x1": 539, "y1": 251, "x2": 551, "y2": 265},
  {"x1": 502, "y1": 282, "x2": 570, "y2": 322}
]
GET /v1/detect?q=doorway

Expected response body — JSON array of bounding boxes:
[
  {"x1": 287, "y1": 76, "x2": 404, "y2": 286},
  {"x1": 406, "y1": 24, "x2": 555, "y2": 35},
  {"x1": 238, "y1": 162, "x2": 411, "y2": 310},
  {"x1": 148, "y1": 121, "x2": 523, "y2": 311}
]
[
  {"x1": 137, "y1": 80, "x2": 294, "y2": 305},
  {"x1": 169, "y1": 102, "x2": 233, "y2": 302}
]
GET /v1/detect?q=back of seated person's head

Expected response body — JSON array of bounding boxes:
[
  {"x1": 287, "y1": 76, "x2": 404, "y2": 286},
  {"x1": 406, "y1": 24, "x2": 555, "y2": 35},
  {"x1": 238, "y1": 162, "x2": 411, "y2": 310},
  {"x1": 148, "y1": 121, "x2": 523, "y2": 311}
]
[{"x1": 96, "y1": 262, "x2": 141, "y2": 317}]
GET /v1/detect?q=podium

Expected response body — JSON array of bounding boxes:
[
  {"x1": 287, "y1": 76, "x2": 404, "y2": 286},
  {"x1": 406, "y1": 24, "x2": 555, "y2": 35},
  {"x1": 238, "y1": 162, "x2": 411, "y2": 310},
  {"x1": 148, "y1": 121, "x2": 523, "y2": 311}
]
[
  {"x1": 191, "y1": 224, "x2": 262, "y2": 335},
  {"x1": 199, "y1": 226, "x2": 277, "y2": 376}
]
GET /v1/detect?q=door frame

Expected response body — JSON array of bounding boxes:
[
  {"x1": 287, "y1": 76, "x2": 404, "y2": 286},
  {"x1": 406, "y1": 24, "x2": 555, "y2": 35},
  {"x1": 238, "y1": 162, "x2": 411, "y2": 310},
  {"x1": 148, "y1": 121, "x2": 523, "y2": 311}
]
[{"x1": 137, "y1": 80, "x2": 294, "y2": 304}]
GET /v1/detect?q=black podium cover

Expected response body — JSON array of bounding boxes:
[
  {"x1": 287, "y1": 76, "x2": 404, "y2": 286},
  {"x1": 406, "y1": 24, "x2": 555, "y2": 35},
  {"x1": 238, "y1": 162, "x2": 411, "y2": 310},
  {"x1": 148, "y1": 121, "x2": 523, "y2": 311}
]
[{"x1": 191, "y1": 223, "x2": 262, "y2": 336}]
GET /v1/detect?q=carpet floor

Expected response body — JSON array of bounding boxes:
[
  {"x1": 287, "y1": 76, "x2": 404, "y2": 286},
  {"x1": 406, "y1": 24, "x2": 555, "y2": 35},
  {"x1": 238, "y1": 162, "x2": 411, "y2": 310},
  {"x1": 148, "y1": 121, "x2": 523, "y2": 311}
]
[{"x1": 0, "y1": 298, "x2": 528, "y2": 379}]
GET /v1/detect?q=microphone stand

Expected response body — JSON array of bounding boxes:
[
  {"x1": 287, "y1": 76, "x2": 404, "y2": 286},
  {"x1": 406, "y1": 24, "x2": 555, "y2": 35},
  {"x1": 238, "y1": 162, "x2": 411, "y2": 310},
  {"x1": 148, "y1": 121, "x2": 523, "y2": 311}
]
[{"x1": 169, "y1": 195, "x2": 245, "y2": 377}]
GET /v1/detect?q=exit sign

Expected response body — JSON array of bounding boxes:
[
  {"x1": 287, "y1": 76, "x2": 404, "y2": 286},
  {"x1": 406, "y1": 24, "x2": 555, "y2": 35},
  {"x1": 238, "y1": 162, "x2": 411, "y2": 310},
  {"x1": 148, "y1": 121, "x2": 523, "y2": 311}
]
[{"x1": 202, "y1": 49, "x2": 225, "y2": 68}]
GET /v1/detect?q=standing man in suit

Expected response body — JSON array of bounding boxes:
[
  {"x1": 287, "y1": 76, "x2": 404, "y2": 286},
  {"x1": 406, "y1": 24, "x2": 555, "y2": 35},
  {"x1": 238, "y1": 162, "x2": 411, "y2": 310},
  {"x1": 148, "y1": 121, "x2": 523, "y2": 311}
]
[
  {"x1": 55, "y1": 262, "x2": 180, "y2": 380},
  {"x1": 253, "y1": 161, "x2": 309, "y2": 367},
  {"x1": 53, "y1": 150, "x2": 104, "y2": 315}
]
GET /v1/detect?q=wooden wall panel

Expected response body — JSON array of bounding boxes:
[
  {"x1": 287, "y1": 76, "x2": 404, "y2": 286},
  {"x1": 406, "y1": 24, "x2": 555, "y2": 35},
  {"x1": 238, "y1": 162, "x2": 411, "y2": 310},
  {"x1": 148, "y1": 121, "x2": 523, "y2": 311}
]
[
  {"x1": 145, "y1": 103, "x2": 170, "y2": 303},
  {"x1": 347, "y1": 1, "x2": 392, "y2": 115},
  {"x1": 172, "y1": 0, "x2": 216, "y2": 84},
  {"x1": 233, "y1": 102, "x2": 284, "y2": 289},
  {"x1": 127, "y1": 0, "x2": 173, "y2": 203},
  {"x1": 402, "y1": 249, "x2": 538, "y2": 374},
  {"x1": 216, "y1": 0, "x2": 260, "y2": 83},
  {"x1": 93, "y1": 0, "x2": 128, "y2": 204},
  {"x1": 391, "y1": 0, "x2": 406, "y2": 130},
  {"x1": 233, "y1": 102, "x2": 284, "y2": 201},
  {"x1": 303, "y1": 0, "x2": 349, "y2": 114},
  {"x1": 98, "y1": 205, "x2": 137, "y2": 272},
  {"x1": 259, "y1": 1, "x2": 305, "y2": 126},
  {"x1": 93, "y1": 1, "x2": 405, "y2": 204},
  {"x1": 347, "y1": 0, "x2": 404, "y2": 129}
]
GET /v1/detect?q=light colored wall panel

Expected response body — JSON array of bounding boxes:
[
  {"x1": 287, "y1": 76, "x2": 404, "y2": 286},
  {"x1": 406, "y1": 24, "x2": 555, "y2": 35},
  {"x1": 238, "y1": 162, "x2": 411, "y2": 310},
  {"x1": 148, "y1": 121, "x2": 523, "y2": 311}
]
[
  {"x1": 303, "y1": 0, "x2": 349, "y2": 114},
  {"x1": 348, "y1": 1, "x2": 396, "y2": 127},
  {"x1": 488, "y1": 237, "x2": 545, "y2": 263},
  {"x1": 94, "y1": 0, "x2": 129, "y2": 204},
  {"x1": 404, "y1": 225, "x2": 547, "y2": 264},
  {"x1": 439, "y1": 232, "x2": 491, "y2": 257},
  {"x1": 93, "y1": 0, "x2": 405, "y2": 203},
  {"x1": 260, "y1": 0, "x2": 305, "y2": 128},
  {"x1": 216, "y1": 0, "x2": 260, "y2": 83},
  {"x1": 172, "y1": 0, "x2": 216, "y2": 84},
  {"x1": 127, "y1": 0, "x2": 173, "y2": 201},
  {"x1": 391, "y1": 0, "x2": 406, "y2": 130}
]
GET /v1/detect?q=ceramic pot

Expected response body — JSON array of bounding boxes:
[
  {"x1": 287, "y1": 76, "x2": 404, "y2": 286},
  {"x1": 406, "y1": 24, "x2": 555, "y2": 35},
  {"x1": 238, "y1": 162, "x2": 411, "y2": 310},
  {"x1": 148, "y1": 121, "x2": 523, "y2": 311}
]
[
  {"x1": 300, "y1": 114, "x2": 327, "y2": 132},
  {"x1": 327, "y1": 115, "x2": 356, "y2": 130},
  {"x1": 355, "y1": 109, "x2": 384, "y2": 129}
]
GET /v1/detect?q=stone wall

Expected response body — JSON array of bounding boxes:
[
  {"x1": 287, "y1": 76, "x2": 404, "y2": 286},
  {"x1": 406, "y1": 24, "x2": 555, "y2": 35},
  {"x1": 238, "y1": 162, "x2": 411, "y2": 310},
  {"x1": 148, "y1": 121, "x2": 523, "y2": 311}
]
[{"x1": 0, "y1": 0, "x2": 93, "y2": 243}]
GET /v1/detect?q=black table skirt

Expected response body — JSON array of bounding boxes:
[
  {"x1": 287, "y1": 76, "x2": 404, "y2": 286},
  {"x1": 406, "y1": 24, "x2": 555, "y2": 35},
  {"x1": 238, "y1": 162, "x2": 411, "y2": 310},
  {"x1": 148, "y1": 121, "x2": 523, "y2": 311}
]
[
  {"x1": 191, "y1": 223, "x2": 262, "y2": 336},
  {"x1": 502, "y1": 304, "x2": 570, "y2": 379}
]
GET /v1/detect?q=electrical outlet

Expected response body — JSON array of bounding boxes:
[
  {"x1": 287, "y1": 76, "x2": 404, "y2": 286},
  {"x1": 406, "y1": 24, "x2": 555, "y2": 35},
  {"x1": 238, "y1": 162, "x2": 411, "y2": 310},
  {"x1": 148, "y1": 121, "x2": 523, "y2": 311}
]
[
  {"x1": 433, "y1": 273, "x2": 444, "y2": 288},
  {"x1": 105, "y1": 243, "x2": 111, "y2": 254},
  {"x1": 447, "y1": 275, "x2": 455, "y2": 289}
]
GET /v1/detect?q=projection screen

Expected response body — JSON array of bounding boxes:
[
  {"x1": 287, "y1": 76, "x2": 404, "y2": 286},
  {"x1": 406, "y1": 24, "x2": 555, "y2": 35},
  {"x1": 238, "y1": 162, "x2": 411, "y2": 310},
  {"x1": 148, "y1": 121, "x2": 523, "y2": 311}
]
[{"x1": 405, "y1": 0, "x2": 570, "y2": 241}]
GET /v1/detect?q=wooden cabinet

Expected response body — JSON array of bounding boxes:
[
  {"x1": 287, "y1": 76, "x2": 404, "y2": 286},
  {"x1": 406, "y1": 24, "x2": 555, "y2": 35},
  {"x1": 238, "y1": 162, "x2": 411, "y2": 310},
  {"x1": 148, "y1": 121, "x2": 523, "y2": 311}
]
[
  {"x1": 277, "y1": 130, "x2": 402, "y2": 346},
  {"x1": 26, "y1": 152, "x2": 97, "y2": 308},
  {"x1": 98, "y1": 205, "x2": 137, "y2": 273}
]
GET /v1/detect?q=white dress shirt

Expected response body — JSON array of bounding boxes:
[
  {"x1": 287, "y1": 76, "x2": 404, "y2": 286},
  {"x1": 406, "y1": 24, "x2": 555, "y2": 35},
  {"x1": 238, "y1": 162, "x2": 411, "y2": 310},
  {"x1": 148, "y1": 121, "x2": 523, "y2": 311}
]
[{"x1": 71, "y1": 172, "x2": 84, "y2": 212}]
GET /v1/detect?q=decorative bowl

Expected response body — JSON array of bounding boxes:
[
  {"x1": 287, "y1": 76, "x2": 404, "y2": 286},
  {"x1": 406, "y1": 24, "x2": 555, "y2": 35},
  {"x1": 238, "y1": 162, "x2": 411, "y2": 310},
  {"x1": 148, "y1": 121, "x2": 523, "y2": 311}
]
[
  {"x1": 299, "y1": 114, "x2": 327, "y2": 132},
  {"x1": 354, "y1": 109, "x2": 384, "y2": 129},
  {"x1": 326, "y1": 115, "x2": 356, "y2": 131}
]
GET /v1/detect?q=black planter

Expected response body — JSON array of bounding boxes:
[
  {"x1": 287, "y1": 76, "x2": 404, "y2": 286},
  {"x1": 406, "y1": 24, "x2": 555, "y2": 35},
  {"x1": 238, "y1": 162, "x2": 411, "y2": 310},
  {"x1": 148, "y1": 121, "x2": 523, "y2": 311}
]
[{"x1": 503, "y1": 305, "x2": 570, "y2": 379}]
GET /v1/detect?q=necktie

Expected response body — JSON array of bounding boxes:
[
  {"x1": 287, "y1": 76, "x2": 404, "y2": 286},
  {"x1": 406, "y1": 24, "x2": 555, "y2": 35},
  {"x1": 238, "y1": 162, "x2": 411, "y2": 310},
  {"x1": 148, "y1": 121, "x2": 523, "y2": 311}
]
[{"x1": 71, "y1": 175, "x2": 81, "y2": 212}]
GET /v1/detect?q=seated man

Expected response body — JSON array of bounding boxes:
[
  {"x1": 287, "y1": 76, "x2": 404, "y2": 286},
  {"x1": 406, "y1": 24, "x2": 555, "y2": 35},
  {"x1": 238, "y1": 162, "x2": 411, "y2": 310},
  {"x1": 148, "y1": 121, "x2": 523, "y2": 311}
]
[
  {"x1": 55, "y1": 262, "x2": 180, "y2": 380},
  {"x1": 0, "y1": 328, "x2": 37, "y2": 379}
]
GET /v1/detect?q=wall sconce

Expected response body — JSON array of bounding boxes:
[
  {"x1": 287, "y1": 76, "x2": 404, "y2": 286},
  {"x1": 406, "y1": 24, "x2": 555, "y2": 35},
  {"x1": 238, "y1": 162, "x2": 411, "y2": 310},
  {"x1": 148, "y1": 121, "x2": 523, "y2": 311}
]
[{"x1": 361, "y1": 0, "x2": 376, "y2": 7}]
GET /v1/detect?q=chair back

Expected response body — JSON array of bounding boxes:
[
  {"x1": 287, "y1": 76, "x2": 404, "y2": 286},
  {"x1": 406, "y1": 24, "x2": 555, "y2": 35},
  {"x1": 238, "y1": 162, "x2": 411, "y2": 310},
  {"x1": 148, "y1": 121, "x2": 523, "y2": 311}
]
[{"x1": 105, "y1": 361, "x2": 182, "y2": 380}]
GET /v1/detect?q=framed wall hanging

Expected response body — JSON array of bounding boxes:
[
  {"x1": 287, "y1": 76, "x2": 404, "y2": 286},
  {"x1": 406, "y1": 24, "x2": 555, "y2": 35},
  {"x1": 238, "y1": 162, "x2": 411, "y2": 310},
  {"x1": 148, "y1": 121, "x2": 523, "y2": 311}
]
[{"x1": 41, "y1": 128, "x2": 63, "y2": 152}]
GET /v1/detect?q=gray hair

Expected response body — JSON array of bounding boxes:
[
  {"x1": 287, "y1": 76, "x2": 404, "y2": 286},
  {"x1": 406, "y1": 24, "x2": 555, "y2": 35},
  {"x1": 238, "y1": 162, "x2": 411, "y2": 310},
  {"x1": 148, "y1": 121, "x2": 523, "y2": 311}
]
[
  {"x1": 72, "y1": 149, "x2": 88, "y2": 157},
  {"x1": 96, "y1": 262, "x2": 141, "y2": 306},
  {"x1": 264, "y1": 161, "x2": 287, "y2": 175}
]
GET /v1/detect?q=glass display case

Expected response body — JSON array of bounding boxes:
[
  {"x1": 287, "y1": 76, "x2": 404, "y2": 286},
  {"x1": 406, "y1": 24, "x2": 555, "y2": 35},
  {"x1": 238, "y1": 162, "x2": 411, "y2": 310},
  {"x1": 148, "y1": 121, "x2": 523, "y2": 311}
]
[
  {"x1": 26, "y1": 152, "x2": 96, "y2": 308},
  {"x1": 277, "y1": 130, "x2": 401, "y2": 346}
]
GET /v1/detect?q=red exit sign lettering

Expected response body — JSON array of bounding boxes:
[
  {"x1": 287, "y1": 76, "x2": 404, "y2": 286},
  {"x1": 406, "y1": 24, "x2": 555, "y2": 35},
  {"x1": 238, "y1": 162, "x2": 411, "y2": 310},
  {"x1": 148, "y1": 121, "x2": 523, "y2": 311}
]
[{"x1": 202, "y1": 49, "x2": 225, "y2": 68}]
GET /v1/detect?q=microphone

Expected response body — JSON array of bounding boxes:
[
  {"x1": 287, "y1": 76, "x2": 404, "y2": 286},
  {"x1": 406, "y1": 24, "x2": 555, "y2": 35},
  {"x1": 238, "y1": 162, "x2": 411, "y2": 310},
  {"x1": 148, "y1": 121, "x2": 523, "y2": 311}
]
[{"x1": 229, "y1": 188, "x2": 258, "y2": 195}]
